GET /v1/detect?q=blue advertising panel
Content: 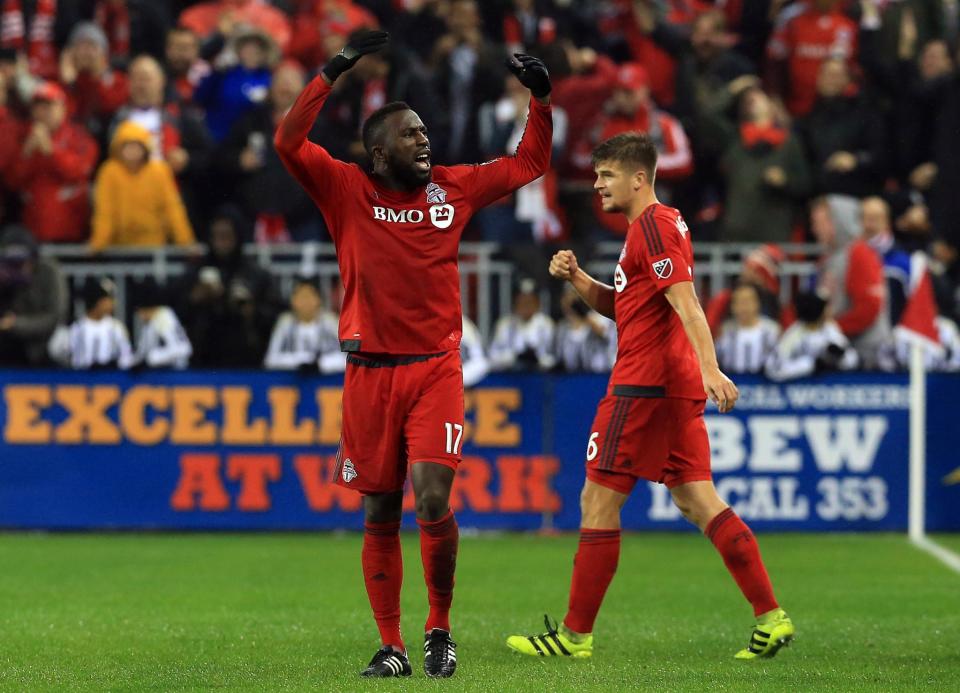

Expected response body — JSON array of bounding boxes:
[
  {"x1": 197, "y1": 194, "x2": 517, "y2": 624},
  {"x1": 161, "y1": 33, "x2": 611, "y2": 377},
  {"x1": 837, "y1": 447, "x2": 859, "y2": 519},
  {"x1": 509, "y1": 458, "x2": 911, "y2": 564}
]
[{"x1": 0, "y1": 370, "x2": 956, "y2": 531}]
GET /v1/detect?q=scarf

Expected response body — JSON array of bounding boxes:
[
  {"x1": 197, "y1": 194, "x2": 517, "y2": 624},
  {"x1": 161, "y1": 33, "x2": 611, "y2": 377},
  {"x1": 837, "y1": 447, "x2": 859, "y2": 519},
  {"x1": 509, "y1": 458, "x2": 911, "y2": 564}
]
[
  {"x1": 94, "y1": 0, "x2": 130, "y2": 61},
  {"x1": 740, "y1": 122, "x2": 787, "y2": 148},
  {"x1": 1, "y1": 0, "x2": 57, "y2": 78}
]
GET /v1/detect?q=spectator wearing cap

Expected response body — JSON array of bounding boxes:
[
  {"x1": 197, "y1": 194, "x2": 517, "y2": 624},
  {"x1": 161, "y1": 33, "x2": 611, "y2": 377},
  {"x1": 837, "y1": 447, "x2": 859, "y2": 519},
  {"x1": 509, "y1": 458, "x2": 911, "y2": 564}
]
[
  {"x1": 764, "y1": 0, "x2": 859, "y2": 117},
  {"x1": 164, "y1": 27, "x2": 211, "y2": 106},
  {"x1": 0, "y1": 224, "x2": 66, "y2": 365},
  {"x1": 179, "y1": 0, "x2": 292, "y2": 54},
  {"x1": 178, "y1": 205, "x2": 279, "y2": 367},
  {"x1": 765, "y1": 290, "x2": 859, "y2": 381},
  {"x1": 130, "y1": 277, "x2": 192, "y2": 369},
  {"x1": 89, "y1": 120, "x2": 196, "y2": 252},
  {"x1": 194, "y1": 26, "x2": 277, "y2": 143},
  {"x1": 8, "y1": 82, "x2": 98, "y2": 243},
  {"x1": 110, "y1": 54, "x2": 212, "y2": 222},
  {"x1": 810, "y1": 195, "x2": 889, "y2": 368},
  {"x1": 264, "y1": 275, "x2": 343, "y2": 373},
  {"x1": 217, "y1": 60, "x2": 325, "y2": 242},
  {"x1": 64, "y1": 277, "x2": 134, "y2": 370},
  {"x1": 288, "y1": 0, "x2": 380, "y2": 72},
  {"x1": 798, "y1": 58, "x2": 887, "y2": 198},
  {"x1": 61, "y1": 22, "x2": 130, "y2": 139},
  {"x1": 489, "y1": 279, "x2": 556, "y2": 372},
  {"x1": 715, "y1": 282, "x2": 781, "y2": 374},
  {"x1": 575, "y1": 62, "x2": 693, "y2": 237},
  {"x1": 706, "y1": 243, "x2": 786, "y2": 337},
  {"x1": 700, "y1": 82, "x2": 810, "y2": 244}
]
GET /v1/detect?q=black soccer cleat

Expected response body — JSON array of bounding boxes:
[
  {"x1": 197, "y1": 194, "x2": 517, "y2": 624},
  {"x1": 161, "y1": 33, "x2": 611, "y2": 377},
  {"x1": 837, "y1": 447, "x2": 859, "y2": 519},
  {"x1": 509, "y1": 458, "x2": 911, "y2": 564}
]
[
  {"x1": 359, "y1": 646, "x2": 412, "y2": 678},
  {"x1": 423, "y1": 628, "x2": 458, "y2": 678}
]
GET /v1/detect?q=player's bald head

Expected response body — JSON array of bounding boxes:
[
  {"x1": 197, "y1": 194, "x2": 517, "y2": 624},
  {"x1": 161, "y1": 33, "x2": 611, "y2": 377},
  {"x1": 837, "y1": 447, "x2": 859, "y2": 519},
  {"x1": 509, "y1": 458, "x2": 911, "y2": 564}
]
[
  {"x1": 592, "y1": 132, "x2": 658, "y2": 182},
  {"x1": 362, "y1": 101, "x2": 415, "y2": 155}
]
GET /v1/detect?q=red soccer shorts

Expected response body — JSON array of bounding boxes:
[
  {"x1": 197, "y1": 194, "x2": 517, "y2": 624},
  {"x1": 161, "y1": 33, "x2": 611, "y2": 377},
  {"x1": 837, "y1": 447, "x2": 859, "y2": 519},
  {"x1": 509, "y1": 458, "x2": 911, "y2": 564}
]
[
  {"x1": 584, "y1": 386, "x2": 711, "y2": 494},
  {"x1": 334, "y1": 351, "x2": 464, "y2": 495}
]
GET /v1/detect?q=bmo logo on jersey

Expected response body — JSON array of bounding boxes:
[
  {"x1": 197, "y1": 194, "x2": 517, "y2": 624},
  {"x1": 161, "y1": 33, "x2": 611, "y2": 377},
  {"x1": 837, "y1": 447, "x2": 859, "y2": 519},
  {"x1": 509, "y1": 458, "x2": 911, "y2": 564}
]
[
  {"x1": 430, "y1": 204, "x2": 455, "y2": 229},
  {"x1": 372, "y1": 206, "x2": 425, "y2": 223}
]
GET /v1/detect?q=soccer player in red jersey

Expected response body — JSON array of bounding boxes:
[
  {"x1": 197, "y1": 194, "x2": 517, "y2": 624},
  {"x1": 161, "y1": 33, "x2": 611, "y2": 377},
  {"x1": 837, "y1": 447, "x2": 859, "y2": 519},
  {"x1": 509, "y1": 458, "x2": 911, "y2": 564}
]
[
  {"x1": 506, "y1": 133, "x2": 794, "y2": 661},
  {"x1": 274, "y1": 31, "x2": 553, "y2": 678}
]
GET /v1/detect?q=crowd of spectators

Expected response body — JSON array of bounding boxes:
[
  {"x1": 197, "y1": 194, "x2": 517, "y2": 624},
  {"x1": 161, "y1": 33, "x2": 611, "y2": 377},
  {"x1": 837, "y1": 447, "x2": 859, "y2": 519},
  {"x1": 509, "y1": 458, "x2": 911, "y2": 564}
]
[{"x1": 0, "y1": 0, "x2": 960, "y2": 378}]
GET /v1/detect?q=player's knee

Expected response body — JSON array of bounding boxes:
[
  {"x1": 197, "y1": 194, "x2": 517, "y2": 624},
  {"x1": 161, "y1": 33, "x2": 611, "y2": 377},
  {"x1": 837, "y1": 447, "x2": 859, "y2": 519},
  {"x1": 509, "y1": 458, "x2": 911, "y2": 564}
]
[
  {"x1": 579, "y1": 486, "x2": 620, "y2": 528},
  {"x1": 364, "y1": 493, "x2": 403, "y2": 524},
  {"x1": 414, "y1": 486, "x2": 450, "y2": 521}
]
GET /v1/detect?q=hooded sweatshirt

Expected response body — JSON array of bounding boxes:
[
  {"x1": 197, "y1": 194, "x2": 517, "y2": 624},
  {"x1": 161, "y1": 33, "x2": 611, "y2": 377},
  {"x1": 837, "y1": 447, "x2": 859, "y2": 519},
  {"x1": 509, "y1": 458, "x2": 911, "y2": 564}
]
[
  {"x1": 89, "y1": 121, "x2": 195, "y2": 251},
  {"x1": 817, "y1": 195, "x2": 889, "y2": 367}
]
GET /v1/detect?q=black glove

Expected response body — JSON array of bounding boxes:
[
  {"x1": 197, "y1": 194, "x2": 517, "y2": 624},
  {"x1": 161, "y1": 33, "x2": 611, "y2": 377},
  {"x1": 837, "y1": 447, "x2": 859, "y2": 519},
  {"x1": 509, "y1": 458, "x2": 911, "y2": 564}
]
[
  {"x1": 815, "y1": 343, "x2": 846, "y2": 372},
  {"x1": 322, "y1": 30, "x2": 390, "y2": 83},
  {"x1": 506, "y1": 53, "x2": 551, "y2": 98}
]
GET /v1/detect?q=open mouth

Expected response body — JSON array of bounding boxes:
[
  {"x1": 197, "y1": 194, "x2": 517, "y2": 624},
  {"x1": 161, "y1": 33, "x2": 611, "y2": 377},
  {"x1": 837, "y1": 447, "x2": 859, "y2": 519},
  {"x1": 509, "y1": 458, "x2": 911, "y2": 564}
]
[{"x1": 415, "y1": 151, "x2": 431, "y2": 171}]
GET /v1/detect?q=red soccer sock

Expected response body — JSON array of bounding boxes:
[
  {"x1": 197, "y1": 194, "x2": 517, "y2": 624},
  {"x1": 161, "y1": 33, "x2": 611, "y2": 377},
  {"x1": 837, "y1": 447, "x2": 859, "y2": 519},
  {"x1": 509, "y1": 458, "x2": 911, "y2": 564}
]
[
  {"x1": 417, "y1": 510, "x2": 459, "y2": 633},
  {"x1": 563, "y1": 528, "x2": 621, "y2": 635},
  {"x1": 705, "y1": 508, "x2": 779, "y2": 617},
  {"x1": 362, "y1": 520, "x2": 404, "y2": 649}
]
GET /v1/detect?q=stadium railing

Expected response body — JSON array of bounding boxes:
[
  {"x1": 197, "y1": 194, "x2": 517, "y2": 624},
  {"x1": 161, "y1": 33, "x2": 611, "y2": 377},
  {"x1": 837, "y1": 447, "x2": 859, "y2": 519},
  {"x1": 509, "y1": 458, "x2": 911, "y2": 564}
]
[{"x1": 41, "y1": 242, "x2": 823, "y2": 340}]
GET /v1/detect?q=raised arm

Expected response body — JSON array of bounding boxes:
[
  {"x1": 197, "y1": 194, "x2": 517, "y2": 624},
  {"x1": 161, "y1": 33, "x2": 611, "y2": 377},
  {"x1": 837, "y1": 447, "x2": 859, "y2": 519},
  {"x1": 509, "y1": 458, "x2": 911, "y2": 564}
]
[
  {"x1": 274, "y1": 31, "x2": 389, "y2": 209},
  {"x1": 665, "y1": 281, "x2": 739, "y2": 413},
  {"x1": 549, "y1": 250, "x2": 615, "y2": 321},
  {"x1": 457, "y1": 54, "x2": 554, "y2": 209}
]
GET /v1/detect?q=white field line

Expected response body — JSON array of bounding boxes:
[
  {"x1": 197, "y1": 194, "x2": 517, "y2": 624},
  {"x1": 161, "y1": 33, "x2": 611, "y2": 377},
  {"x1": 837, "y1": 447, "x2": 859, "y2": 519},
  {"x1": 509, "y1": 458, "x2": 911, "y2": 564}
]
[{"x1": 911, "y1": 535, "x2": 960, "y2": 575}]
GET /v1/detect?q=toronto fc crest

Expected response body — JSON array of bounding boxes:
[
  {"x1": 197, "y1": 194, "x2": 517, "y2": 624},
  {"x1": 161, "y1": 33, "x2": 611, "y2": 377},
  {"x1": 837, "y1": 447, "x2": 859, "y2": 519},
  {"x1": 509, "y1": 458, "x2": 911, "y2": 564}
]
[{"x1": 426, "y1": 182, "x2": 447, "y2": 204}]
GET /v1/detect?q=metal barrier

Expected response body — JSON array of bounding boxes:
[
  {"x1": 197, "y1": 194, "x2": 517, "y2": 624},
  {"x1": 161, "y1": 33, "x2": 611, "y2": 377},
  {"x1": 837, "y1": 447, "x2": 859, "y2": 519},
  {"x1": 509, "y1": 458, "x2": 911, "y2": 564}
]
[{"x1": 41, "y1": 242, "x2": 823, "y2": 340}]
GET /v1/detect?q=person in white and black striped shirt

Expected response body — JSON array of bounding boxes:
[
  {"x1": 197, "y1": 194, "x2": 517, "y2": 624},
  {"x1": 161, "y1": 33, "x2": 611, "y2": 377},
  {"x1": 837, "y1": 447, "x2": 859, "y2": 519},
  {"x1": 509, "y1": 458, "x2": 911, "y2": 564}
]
[
  {"x1": 489, "y1": 279, "x2": 556, "y2": 371},
  {"x1": 766, "y1": 291, "x2": 859, "y2": 381},
  {"x1": 715, "y1": 283, "x2": 781, "y2": 374},
  {"x1": 460, "y1": 315, "x2": 490, "y2": 387},
  {"x1": 264, "y1": 276, "x2": 344, "y2": 373},
  {"x1": 67, "y1": 277, "x2": 134, "y2": 370},
  {"x1": 554, "y1": 286, "x2": 617, "y2": 373},
  {"x1": 132, "y1": 278, "x2": 192, "y2": 370}
]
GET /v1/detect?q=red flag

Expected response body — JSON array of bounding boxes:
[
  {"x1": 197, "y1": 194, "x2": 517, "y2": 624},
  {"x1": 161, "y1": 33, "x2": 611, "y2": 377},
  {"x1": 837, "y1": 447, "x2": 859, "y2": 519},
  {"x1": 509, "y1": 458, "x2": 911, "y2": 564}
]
[{"x1": 895, "y1": 252, "x2": 942, "y2": 352}]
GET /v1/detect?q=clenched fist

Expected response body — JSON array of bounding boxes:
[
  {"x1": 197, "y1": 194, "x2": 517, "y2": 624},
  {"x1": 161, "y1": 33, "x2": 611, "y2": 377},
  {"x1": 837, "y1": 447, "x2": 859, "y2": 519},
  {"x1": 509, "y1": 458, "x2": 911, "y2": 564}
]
[{"x1": 549, "y1": 249, "x2": 579, "y2": 281}]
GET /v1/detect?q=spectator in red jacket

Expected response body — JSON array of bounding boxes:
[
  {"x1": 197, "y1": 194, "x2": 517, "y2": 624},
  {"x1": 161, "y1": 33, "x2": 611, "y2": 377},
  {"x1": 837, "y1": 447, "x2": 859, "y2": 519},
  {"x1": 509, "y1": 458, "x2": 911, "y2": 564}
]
[
  {"x1": 61, "y1": 22, "x2": 129, "y2": 140},
  {"x1": 164, "y1": 27, "x2": 211, "y2": 106},
  {"x1": 179, "y1": 0, "x2": 292, "y2": 54},
  {"x1": 8, "y1": 82, "x2": 99, "y2": 243},
  {"x1": 765, "y1": 0, "x2": 859, "y2": 116},
  {"x1": 574, "y1": 62, "x2": 693, "y2": 236},
  {"x1": 811, "y1": 195, "x2": 889, "y2": 367}
]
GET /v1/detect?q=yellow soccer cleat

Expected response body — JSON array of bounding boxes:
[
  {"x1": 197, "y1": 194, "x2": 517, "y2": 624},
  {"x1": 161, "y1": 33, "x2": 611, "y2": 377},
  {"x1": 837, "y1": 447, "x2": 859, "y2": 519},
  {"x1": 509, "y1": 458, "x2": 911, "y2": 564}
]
[
  {"x1": 734, "y1": 609, "x2": 795, "y2": 660},
  {"x1": 506, "y1": 615, "x2": 593, "y2": 658}
]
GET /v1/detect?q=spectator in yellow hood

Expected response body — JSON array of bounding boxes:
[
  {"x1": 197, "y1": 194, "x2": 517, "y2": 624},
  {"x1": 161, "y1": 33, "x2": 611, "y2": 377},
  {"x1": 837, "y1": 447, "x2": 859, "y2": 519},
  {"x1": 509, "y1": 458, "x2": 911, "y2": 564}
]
[{"x1": 89, "y1": 120, "x2": 196, "y2": 253}]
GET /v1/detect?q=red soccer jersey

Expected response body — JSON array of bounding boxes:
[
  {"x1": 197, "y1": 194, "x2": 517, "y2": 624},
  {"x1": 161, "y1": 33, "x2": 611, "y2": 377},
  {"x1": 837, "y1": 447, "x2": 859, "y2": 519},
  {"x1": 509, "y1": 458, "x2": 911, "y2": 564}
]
[
  {"x1": 610, "y1": 203, "x2": 706, "y2": 400},
  {"x1": 275, "y1": 77, "x2": 552, "y2": 354}
]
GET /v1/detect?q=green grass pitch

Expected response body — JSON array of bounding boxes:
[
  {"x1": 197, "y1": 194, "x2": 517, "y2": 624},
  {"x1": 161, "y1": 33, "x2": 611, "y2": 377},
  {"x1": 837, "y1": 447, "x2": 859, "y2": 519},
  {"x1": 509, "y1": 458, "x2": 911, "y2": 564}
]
[{"x1": 0, "y1": 532, "x2": 957, "y2": 692}]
